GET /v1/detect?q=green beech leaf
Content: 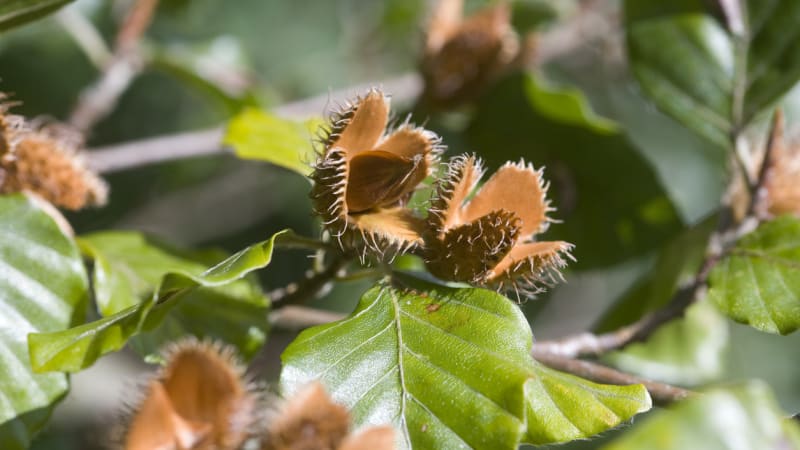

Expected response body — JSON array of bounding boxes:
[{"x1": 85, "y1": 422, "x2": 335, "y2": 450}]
[
  {"x1": 224, "y1": 108, "x2": 322, "y2": 176},
  {"x1": 628, "y1": 15, "x2": 734, "y2": 148},
  {"x1": 76, "y1": 231, "x2": 269, "y2": 360},
  {"x1": 0, "y1": 0, "x2": 72, "y2": 32},
  {"x1": 601, "y1": 382, "x2": 800, "y2": 450},
  {"x1": 28, "y1": 230, "x2": 285, "y2": 373},
  {"x1": 523, "y1": 365, "x2": 651, "y2": 445},
  {"x1": 281, "y1": 275, "x2": 651, "y2": 449},
  {"x1": 0, "y1": 195, "x2": 88, "y2": 449},
  {"x1": 708, "y1": 216, "x2": 800, "y2": 334},
  {"x1": 467, "y1": 73, "x2": 682, "y2": 269},
  {"x1": 627, "y1": 1, "x2": 800, "y2": 146},
  {"x1": 604, "y1": 301, "x2": 728, "y2": 386}
]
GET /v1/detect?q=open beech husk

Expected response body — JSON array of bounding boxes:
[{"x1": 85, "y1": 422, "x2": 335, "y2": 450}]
[
  {"x1": 421, "y1": 0, "x2": 521, "y2": 107},
  {"x1": 0, "y1": 97, "x2": 107, "y2": 210},
  {"x1": 425, "y1": 155, "x2": 573, "y2": 296},
  {"x1": 123, "y1": 340, "x2": 257, "y2": 450},
  {"x1": 263, "y1": 382, "x2": 395, "y2": 450},
  {"x1": 310, "y1": 89, "x2": 441, "y2": 260}
]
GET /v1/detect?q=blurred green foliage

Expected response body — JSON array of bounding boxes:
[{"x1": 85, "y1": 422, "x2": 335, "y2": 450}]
[{"x1": 0, "y1": 0, "x2": 799, "y2": 448}]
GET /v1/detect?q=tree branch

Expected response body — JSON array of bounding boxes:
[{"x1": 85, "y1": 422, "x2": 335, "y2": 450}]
[
  {"x1": 534, "y1": 247, "x2": 721, "y2": 358},
  {"x1": 86, "y1": 4, "x2": 612, "y2": 174},
  {"x1": 531, "y1": 348, "x2": 693, "y2": 406},
  {"x1": 269, "y1": 305, "x2": 346, "y2": 331},
  {"x1": 88, "y1": 73, "x2": 420, "y2": 173},
  {"x1": 67, "y1": 0, "x2": 160, "y2": 135},
  {"x1": 269, "y1": 255, "x2": 351, "y2": 307}
]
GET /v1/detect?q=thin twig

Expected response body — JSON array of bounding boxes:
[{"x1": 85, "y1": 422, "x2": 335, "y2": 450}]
[
  {"x1": 534, "y1": 249, "x2": 721, "y2": 358},
  {"x1": 86, "y1": 5, "x2": 610, "y2": 174},
  {"x1": 269, "y1": 256, "x2": 350, "y2": 306},
  {"x1": 87, "y1": 73, "x2": 421, "y2": 173},
  {"x1": 115, "y1": 0, "x2": 160, "y2": 51},
  {"x1": 56, "y1": 8, "x2": 112, "y2": 68},
  {"x1": 90, "y1": 127, "x2": 226, "y2": 173},
  {"x1": 269, "y1": 305, "x2": 346, "y2": 331},
  {"x1": 531, "y1": 349, "x2": 693, "y2": 406},
  {"x1": 68, "y1": 0, "x2": 160, "y2": 134}
]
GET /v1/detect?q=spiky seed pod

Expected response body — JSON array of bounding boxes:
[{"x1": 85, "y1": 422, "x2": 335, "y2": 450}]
[
  {"x1": 426, "y1": 210, "x2": 520, "y2": 282},
  {"x1": 310, "y1": 89, "x2": 441, "y2": 260},
  {"x1": 425, "y1": 155, "x2": 573, "y2": 295},
  {"x1": 421, "y1": 0, "x2": 520, "y2": 107},
  {"x1": 123, "y1": 339, "x2": 258, "y2": 450},
  {"x1": 0, "y1": 100, "x2": 107, "y2": 210},
  {"x1": 263, "y1": 382, "x2": 395, "y2": 450},
  {"x1": 762, "y1": 110, "x2": 800, "y2": 217}
]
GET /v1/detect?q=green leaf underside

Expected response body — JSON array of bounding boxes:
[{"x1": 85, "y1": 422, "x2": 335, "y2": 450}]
[
  {"x1": 224, "y1": 108, "x2": 322, "y2": 176},
  {"x1": 628, "y1": 15, "x2": 733, "y2": 148},
  {"x1": 77, "y1": 231, "x2": 269, "y2": 360},
  {"x1": 627, "y1": 1, "x2": 800, "y2": 146},
  {"x1": 0, "y1": 0, "x2": 72, "y2": 32},
  {"x1": 468, "y1": 73, "x2": 682, "y2": 269},
  {"x1": 0, "y1": 195, "x2": 88, "y2": 449},
  {"x1": 604, "y1": 300, "x2": 728, "y2": 386},
  {"x1": 601, "y1": 382, "x2": 800, "y2": 450},
  {"x1": 709, "y1": 216, "x2": 800, "y2": 334},
  {"x1": 28, "y1": 230, "x2": 286, "y2": 373},
  {"x1": 281, "y1": 275, "x2": 650, "y2": 449}
]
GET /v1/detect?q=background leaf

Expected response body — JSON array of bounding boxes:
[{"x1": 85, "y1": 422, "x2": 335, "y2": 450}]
[
  {"x1": 281, "y1": 274, "x2": 651, "y2": 449},
  {"x1": 0, "y1": 195, "x2": 88, "y2": 449},
  {"x1": 600, "y1": 382, "x2": 800, "y2": 450},
  {"x1": 77, "y1": 231, "x2": 269, "y2": 360},
  {"x1": 0, "y1": 0, "x2": 72, "y2": 32},
  {"x1": 603, "y1": 300, "x2": 728, "y2": 386},
  {"x1": 627, "y1": 14, "x2": 734, "y2": 148},
  {"x1": 708, "y1": 216, "x2": 800, "y2": 335},
  {"x1": 467, "y1": 73, "x2": 682, "y2": 269},
  {"x1": 224, "y1": 108, "x2": 322, "y2": 176},
  {"x1": 626, "y1": 1, "x2": 800, "y2": 146},
  {"x1": 28, "y1": 230, "x2": 284, "y2": 373},
  {"x1": 595, "y1": 216, "x2": 716, "y2": 332}
]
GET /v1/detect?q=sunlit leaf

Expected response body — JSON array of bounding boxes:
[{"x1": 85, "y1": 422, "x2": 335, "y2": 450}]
[
  {"x1": 523, "y1": 365, "x2": 651, "y2": 445},
  {"x1": 708, "y1": 216, "x2": 800, "y2": 335},
  {"x1": 281, "y1": 274, "x2": 651, "y2": 449},
  {"x1": 28, "y1": 230, "x2": 285, "y2": 373},
  {"x1": 601, "y1": 382, "x2": 800, "y2": 450},
  {"x1": 225, "y1": 108, "x2": 322, "y2": 176},
  {"x1": 0, "y1": 195, "x2": 88, "y2": 449}
]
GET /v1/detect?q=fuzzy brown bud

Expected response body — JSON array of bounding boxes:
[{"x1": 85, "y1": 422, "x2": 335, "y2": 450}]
[
  {"x1": 123, "y1": 340, "x2": 257, "y2": 450},
  {"x1": 421, "y1": 0, "x2": 520, "y2": 107},
  {"x1": 425, "y1": 155, "x2": 573, "y2": 296},
  {"x1": 0, "y1": 99, "x2": 107, "y2": 210},
  {"x1": 264, "y1": 382, "x2": 395, "y2": 450}
]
